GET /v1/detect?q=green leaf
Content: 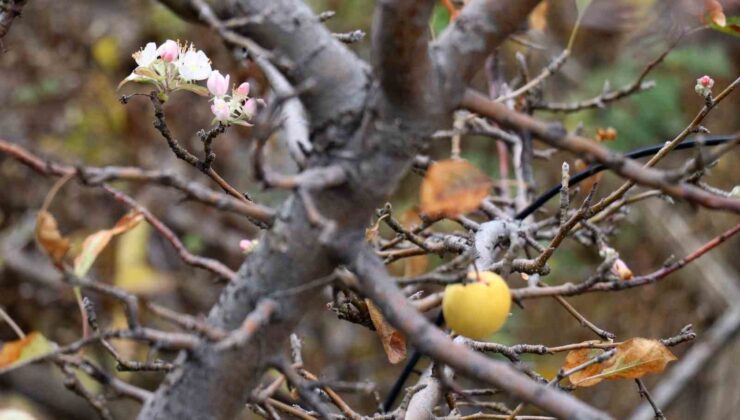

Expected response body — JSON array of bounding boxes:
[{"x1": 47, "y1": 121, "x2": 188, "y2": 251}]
[
  {"x1": 175, "y1": 83, "x2": 210, "y2": 97},
  {"x1": 430, "y1": 4, "x2": 451, "y2": 37},
  {"x1": 133, "y1": 66, "x2": 161, "y2": 80},
  {"x1": 118, "y1": 74, "x2": 154, "y2": 90}
]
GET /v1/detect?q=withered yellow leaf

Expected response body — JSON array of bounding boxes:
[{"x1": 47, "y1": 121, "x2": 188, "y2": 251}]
[
  {"x1": 74, "y1": 211, "x2": 144, "y2": 277},
  {"x1": 565, "y1": 338, "x2": 677, "y2": 387}
]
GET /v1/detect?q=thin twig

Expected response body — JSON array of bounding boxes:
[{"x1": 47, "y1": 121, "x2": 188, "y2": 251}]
[{"x1": 100, "y1": 184, "x2": 237, "y2": 282}]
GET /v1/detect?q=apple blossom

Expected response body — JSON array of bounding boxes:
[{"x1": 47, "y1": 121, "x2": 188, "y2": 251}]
[
  {"x1": 243, "y1": 98, "x2": 258, "y2": 119},
  {"x1": 207, "y1": 70, "x2": 230, "y2": 97},
  {"x1": 133, "y1": 42, "x2": 158, "y2": 67},
  {"x1": 235, "y1": 82, "x2": 250, "y2": 97},
  {"x1": 177, "y1": 48, "x2": 212, "y2": 81},
  {"x1": 157, "y1": 40, "x2": 179, "y2": 63},
  {"x1": 211, "y1": 97, "x2": 231, "y2": 122}
]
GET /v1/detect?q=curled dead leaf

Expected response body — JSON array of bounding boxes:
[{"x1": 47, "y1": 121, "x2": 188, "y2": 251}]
[
  {"x1": 35, "y1": 211, "x2": 70, "y2": 266},
  {"x1": 420, "y1": 159, "x2": 492, "y2": 218},
  {"x1": 366, "y1": 299, "x2": 406, "y2": 364}
]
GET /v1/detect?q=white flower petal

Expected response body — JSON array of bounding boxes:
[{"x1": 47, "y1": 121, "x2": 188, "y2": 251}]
[{"x1": 134, "y1": 42, "x2": 158, "y2": 67}]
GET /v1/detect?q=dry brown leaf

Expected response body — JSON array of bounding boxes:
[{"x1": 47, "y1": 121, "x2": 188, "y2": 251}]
[
  {"x1": 366, "y1": 299, "x2": 406, "y2": 364},
  {"x1": 35, "y1": 211, "x2": 70, "y2": 266},
  {"x1": 420, "y1": 159, "x2": 492, "y2": 218},
  {"x1": 566, "y1": 338, "x2": 677, "y2": 387},
  {"x1": 563, "y1": 348, "x2": 606, "y2": 387}
]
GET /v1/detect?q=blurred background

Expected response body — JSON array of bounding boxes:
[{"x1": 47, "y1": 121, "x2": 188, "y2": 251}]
[{"x1": 0, "y1": 0, "x2": 738, "y2": 418}]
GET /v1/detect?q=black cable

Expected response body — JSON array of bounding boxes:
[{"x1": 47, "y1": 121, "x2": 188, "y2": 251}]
[
  {"x1": 516, "y1": 135, "x2": 733, "y2": 219},
  {"x1": 382, "y1": 134, "x2": 735, "y2": 412}
]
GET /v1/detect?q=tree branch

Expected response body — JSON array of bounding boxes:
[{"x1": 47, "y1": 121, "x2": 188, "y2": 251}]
[
  {"x1": 461, "y1": 89, "x2": 740, "y2": 213},
  {"x1": 0, "y1": 139, "x2": 275, "y2": 225},
  {"x1": 433, "y1": 0, "x2": 542, "y2": 97},
  {"x1": 372, "y1": 0, "x2": 436, "y2": 108}
]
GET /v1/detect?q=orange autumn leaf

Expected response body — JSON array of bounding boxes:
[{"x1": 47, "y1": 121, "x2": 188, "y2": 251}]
[
  {"x1": 366, "y1": 299, "x2": 406, "y2": 364},
  {"x1": 35, "y1": 211, "x2": 70, "y2": 266},
  {"x1": 420, "y1": 159, "x2": 492, "y2": 218},
  {"x1": 565, "y1": 338, "x2": 677, "y2": 387},
  {"x1": 0, "y1": 332, "x2": 56, "y2": 371}
]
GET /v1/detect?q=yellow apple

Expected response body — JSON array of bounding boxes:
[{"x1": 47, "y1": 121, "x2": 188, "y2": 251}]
[{"x1": 442, "y1": 271, "x2": 511, "y2": 340}]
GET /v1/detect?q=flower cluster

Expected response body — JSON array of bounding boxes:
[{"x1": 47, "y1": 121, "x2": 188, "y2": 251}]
[
  {"x1": 120, "y1": 40, "x2": 258, "y2": 126},
  {"x1": 206, "y1": 70, "x2": 258, "y2": 126},
  {"x1": 694, "y1": 75, "x2": 714, "y2": 98}
]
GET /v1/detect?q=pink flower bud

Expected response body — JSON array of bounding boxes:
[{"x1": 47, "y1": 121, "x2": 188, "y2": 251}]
[
  {"x1": 207, "y1": 70, "x2": 230, "y2": 97},
  {"x1": 698, "y1": 75, "x2": 714, "y2": 88},
  {"x1": 695, "y1": 75, "x2": 715, "y2": 97},
  {"x1": 243, "y1": 98, "x2": 258, "y2": 119},
  {"x1": 611, "y1": 258, "x2": 633, "y2": 280},
  {"x1": 211, "y1": 97, "x2": 231, "y2": 122},
  {"x1": 157, "y1": 40, "x2": 179, "y2": 63},
  {"x1": 235, "y1": 82, "x2": 250, "y2": 97}
]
